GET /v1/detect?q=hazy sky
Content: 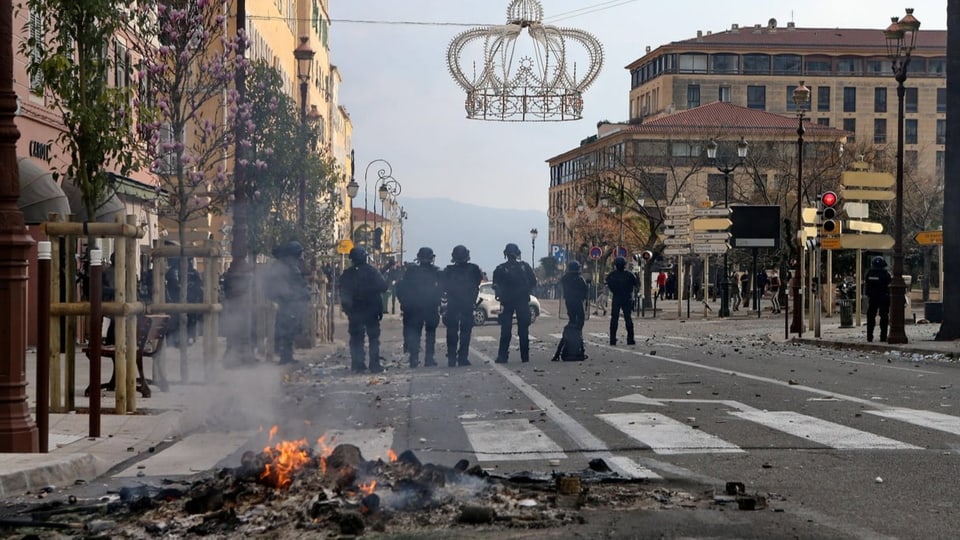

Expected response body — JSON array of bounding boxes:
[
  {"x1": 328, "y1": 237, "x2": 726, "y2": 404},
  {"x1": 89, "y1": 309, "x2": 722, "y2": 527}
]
[{"x1": 331, "y1": 1, "x2": 946, "y2": 213}]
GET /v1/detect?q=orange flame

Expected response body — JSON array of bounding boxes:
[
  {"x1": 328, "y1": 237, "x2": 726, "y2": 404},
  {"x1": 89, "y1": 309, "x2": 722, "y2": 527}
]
[
  {"x1": 359, "y1": 480, "x2": 377, "y2": 495},
  {"x1": 387, "y1": 449, "x2": 398, "y2": 462},
  {"x1": 260, "y1": 436, "x2": 311, "y2": 489},
  {"x1": 268, "y1": 425, "x2": 279, "y2": 441}
]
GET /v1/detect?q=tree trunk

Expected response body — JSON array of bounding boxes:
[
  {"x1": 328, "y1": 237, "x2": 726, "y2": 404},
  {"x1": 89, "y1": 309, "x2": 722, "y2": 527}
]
[{"x1": 937, "y1": 1, "x2": 960, "y2": 339}]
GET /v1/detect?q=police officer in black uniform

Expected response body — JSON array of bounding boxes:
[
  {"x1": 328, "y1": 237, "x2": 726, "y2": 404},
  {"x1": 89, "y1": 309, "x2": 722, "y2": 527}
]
[
  {"x1": 264, "y1": 241, "x2": 310, "y2": 364},
  {"x1": 396, "y1": 247, "x2": 443, "y2": 368},
  {"x1": 560, "y1": 260, "x2": 588, "y2": 329},
  {"x1": 865, "y1": 256, "x2": 892, "y2": 342},
  {"x1": 605, "y1": 256, "x2": 638, "y2": 346},
  {"x1": 339, "y1": 247, "x2": 388, "y2": 373},
  {"x1": 442, "y1": 245, "x2": 483, "y2": 367},
  {"x1": 493, "y1": 243, "x2": 537, "y2": 363}
]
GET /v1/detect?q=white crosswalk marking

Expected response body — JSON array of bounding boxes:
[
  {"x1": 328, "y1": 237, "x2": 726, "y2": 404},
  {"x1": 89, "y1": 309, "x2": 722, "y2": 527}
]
[
  {"x1": 319, "y1": 428, "x2": 395, "y2": 462},
  {"x1": 730, "y1": 411, "x2": 919, "y2": 450},
  {"x1": 866, "y1": 408, "x2": 960, "y2": 436},
  {"x1": 598, "y1": 412, "x2": 743, "y2": 455},
  {"x1": 462, "y1": 419, "x2": 566, "y2": 461}
]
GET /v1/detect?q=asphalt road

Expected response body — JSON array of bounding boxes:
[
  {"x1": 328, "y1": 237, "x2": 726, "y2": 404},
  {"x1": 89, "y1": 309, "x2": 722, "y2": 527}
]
[{"x1": 13, "y1": 300, "x2": 960, "y2": 539}]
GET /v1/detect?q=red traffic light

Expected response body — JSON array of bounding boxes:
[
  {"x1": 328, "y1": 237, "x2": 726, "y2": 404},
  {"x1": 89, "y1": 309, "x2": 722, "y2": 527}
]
[{"x1": 821, "y1": 191, "x2": 838, "y2": 207}]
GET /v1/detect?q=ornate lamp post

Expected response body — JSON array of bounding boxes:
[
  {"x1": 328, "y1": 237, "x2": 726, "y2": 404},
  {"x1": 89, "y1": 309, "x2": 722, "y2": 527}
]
[
  {"x1": 530, "y1": 228, "x2": 538, "y2": 265},
  {"x1": 706, "y1": 136, "x2": 749, "y2": 318},
  {"x1": 377, "y1": 177, "x2": 402, "y2": 263},
  {"x1": 790, "y1": 82, "x2": 811, "y2": 335},
  {"x1": 346, "y1": 150, "x2": 359, "y2": 242},
  {"x1": 362, "y1": 158, "x2": 393, "y2": 251},
  {"x1": 294, "y1": 36, "x2": 315, "y2": 229},
  {"x1": 884, "y1": 9, "x2": 920, "y2": 344}
]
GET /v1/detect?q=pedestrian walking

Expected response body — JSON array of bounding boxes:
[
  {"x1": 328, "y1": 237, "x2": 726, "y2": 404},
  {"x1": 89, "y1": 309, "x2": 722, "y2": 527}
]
[
  {"x1": 493, "y1": 243, "x2": 537, "y2": 363},
  {"x1": 605, "y1": 257, "x2": 638, "y2": 346},
  {"x1": 396, "y1": 247, "x2": 443, "y2": 368},
  {"x1": 865, "y1": 256, "x2": 892, "y2": 342},
  {"x1": 740, "y1": 271, "x2": 751, "y2": 308},
  {"x1": 442, "y1": 245, "x2": 483, "y2": 367},
  {"x1": 264, "y1": 241, "x2": 310, "y2": 365},
  {"x1": 552, "y1": 261, "x2": 589, "y2": 362},
  {"x1": 339, "y1": 247, "x2": 388, "y2": 373},
  {"x1": 730, "y1": 271, "x2": 741, "y2": 311},
  {"x1": 754, "y1": 270, "x2": 768, "y2": 311},
  {"x1": 768, "y1": 270, "x2": 782, "y2": 313},
  {"x1": 656, "y1": 271, "x2": 667, "y2": 300}
]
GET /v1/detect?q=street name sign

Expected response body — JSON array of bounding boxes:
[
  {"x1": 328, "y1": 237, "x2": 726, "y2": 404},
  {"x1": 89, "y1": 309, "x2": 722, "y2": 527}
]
[
  {"x1": 692, "y1": 218, "x2": 733, "y2": 231},
  {"x1": 693, "y1": 207, "x2": 731, "y2": 217},
  {"x1": 841, "y1": 171, "x2": 895, "y2": 188},
  {"x1": 821, "y1": 237, "x2": 842, "y2": 250},
  {"x1": 693, "y1": 232, "x2": 731, "y2": 242},
  {"x1": 840, "y1": 187, "x2": 895, "y2": 201},
  {"x1": 664, "y1": 237, "x2": 692, "y2": 246},
  {"x1": 841, "y1": 234, "x2": 895, "y2": 250},
  {"x1": 665, "y1": 205, "x2": 691, "y2": 217},
  {"x1": 846, "y1": 220, "x2": 883, "y2": 233},
  {"x1": 693, "y1": 243, "x2": 730, "y2": 254},
  {"x1": 844, "y1": 202, "x2": 869, "y2": 219},
  {"x1": 664, "y1": 247, "x2": 691, "y2": 256},
  {"x1": 663, "y1": 218, "x2": 690, "y2": 227},
  {"x1": 914, "y1": 230, "x2": 943, "y2": 245}
]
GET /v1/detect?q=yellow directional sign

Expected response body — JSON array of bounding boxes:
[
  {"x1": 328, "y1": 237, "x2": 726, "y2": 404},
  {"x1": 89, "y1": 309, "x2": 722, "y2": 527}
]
[
  {"x1": 821, "y1": 237, "x2": 842, "y2": 250},
  {"x1": 802, "y1": 207, "x2": 818, "y2": 225},
  {"x1": 914, "y1": 230, "x2": 943, "y2": 245},
  {"x1": 841, "y1": 234, "x2": 895, "y2": 250},
  {"x1": 840, "y1": 187, "x2": 896, "y2": 201},
  {"x1": 846, "y1": 220, "x2": 883, "y2": 233},
  {"x1": 692, "y1": 218, "x2": 732, "y2": 231},
  {"x1": 337, "y1": 238, "x2": 355, "y2": 254},
  {"x1": 841, "y1": 171, "x2": 895, "y2": 188}
]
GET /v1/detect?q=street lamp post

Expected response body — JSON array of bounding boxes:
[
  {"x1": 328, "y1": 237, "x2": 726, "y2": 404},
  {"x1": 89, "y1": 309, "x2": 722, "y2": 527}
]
[
  {"x1": 530, "y1": 228, "x2": 538, "y2": 265},
  {"x1": 362, "y1": 158, "x2": 394, "y2": 251},
  {"x1": 346, "y1": 150, "x2": 359, "y2": 243},
  {"x1": 377, "y1": 177, "x2": 402, "y2": 264},
  {"x1": 791, "y1": 82, "x2": 811, "y2": 335},
  {"x1": 294, "y1": 36, "x2": 315, "y2": 229},
  {"x1": 884, "y1": 8, "x2": 920, "y2": 344},
  {"x1": 706, "y1": 137, "x2": 749, "y2": 318}
]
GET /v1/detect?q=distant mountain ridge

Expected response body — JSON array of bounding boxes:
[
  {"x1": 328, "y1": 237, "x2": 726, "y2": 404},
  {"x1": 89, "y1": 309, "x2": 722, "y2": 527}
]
[{"x1": 399, "y1": 197, "x2": 548, "y2": 275}]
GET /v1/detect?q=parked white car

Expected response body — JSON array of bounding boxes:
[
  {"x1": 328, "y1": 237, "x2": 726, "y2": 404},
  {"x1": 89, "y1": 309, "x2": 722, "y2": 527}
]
[{"x1": 474, "y1": 282, "x2": 541, "y2": 325}]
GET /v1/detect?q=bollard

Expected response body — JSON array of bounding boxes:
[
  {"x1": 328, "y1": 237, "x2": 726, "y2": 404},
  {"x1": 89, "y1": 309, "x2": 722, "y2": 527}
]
[
  {"x1": 88, "y1": 249, "x2": 103, "y2": 438},
  {"x1": 37, "y1": 241, "x2": 51, "y2": 452}
]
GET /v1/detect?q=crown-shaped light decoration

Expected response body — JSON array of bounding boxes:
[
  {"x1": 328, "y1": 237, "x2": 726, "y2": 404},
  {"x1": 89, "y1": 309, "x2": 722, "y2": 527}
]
[{"x1": 446, "y1": 0, "x2": 603, "y2": 122}]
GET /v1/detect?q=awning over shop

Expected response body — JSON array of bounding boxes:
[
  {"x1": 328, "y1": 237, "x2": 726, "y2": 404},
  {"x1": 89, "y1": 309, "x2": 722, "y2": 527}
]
[
  {"x1": 17, "y1": 157, "x2": 70, "y2": 224},
  {"x1": 60, "y1": 171, "x2": 126, "y2": 223}
]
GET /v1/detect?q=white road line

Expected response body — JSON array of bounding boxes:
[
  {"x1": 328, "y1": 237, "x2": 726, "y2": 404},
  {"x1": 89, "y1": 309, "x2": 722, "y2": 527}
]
[
  {"x1": 479, "y1": 351, "x2": 660, "y2": 479},
  {"x1": 730, "y1": 410, "x2": 919, "y2": 450},
  {"x1": 113, "y1": 432, "x2": 253, "y2": 477},
  {"x1": 597, "y1": 412, "x2": 743, "y2": 455},
  {"x1": 474, "y1": 336, "x2": 496, "y2": 342},
  {"x1": 319, "y1": 428, "x2": 395, "y2": 463},
  {"x1": 865, "y1": 408, "x2": 960, "y2": 436},
  {"x1": 461, "y1": 419, "x2": 565, "y2": 461},
  {"x1": 548, "y1": 333, "x2": 563, "y2": 339}
]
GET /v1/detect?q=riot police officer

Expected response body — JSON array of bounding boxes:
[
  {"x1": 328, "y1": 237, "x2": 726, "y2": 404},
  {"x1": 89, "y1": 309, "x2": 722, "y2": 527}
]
[
  {"x1": 264, "y1": 241, "x2": 310, "y2": 364},
  {"x1": 339, "y1": 247, "x2": 388, "y2": 373},
  {"x1": 442, "y1": 245, "x2": 483, "y2": 367},
  {"x1": 560, "y1": 260, "x2": 588, "y2": 329},
  {"x1": 605, "y1": 257, "x2": 638, "y2": 345},
  {"x1": 493, "y1": 243, "x2": 537, "y2": 363},
  {"x1": 865, "y1": 256, "x2": 892, "y2": 342},
  {"x1": 396, "y1": 247, "x2": 443, "y2": 368}
]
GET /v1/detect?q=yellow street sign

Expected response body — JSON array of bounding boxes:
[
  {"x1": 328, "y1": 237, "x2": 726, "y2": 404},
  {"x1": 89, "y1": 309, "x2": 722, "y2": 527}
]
[
  {"x1": 337, "y1": 238, "x2": 355, "y2": 254},
  {"x1": 914, "y1": 230, "x2": 943, "y2": 245},
  {"x1": 841, "y1": 171, "x2": 895, "y2": 188},
  {"x1": 821, "y1": 237, "x2": 842, "y2": 250},
  {"x1": 840, "y1": 187, "x2": 896, "y2": 201},
  {"x1": 698, "y1": 200, "x2": 714, "y2": 208},
  {"x1": 846, "y1": 220, "x2": 883, "y2": 233},
  {"x1": 692, "y1": 217, "x2": 732, "y2": 231},
  {"x1": 802, "y1": 207, "x2": 818, "y2": 225},
  {"x1": 841, "y1": 234, "x2": 895, "y2": 250}
]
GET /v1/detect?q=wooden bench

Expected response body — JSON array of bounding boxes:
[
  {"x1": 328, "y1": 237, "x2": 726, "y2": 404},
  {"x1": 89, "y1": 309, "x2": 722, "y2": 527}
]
[{"x1": 84, "y1": 314, "x2": 169, "y2": 399}]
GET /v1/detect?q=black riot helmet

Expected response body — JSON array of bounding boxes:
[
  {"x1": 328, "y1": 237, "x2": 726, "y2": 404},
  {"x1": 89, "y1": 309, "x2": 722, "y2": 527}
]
[
  {"x1": 451, "y1": 245, "x2": 471, "y2": 263},
  {"x1": 566, "y1": 261, "x2": 581, "y2": 274},
  {"x1": 349, "y1": 247, "x2": 368, "y2": 265},
  {"x1": 416, "y1": 247, "x2": 435, "y2": 264},
  {"x1": 503, "y1": 243, "x2": 522, "y2": 259},
  {"x1": 872, "y1": 256, "x2": 887, "y2": 269},
  {"x1": 614, "y1": 257, "x2": 627, "y2": 270}
]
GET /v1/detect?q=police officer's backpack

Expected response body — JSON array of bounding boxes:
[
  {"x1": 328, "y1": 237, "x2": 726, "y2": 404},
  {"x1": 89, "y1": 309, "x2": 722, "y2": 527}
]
[{"x1": 559, "y1": 324, "x2": 587, "y2": 362}]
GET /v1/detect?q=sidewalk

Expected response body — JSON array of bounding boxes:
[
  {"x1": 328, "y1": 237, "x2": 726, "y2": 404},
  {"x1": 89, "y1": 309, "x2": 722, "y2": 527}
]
[{"x1": 0, "y1": 305, "x2": 956, "y2": 498}]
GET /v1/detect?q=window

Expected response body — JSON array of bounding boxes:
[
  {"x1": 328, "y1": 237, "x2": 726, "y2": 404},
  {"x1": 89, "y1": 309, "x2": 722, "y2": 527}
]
[
  {"x1": 866, "y1": 59, "x2": 887, "y2": 75},
  {"x1": 773, "y1": 54, "x2": 801, "y2": 75},
  {"x1": 678, "y1": 53, "x2": 707, "y2": 73},
  {"x1": 644, "y1": 173, "x2": 668, "y2": 201},
  {"x1": 711, "y1": 54, "x2": 738, "y2": 74},
  {"x1": 718, "y1": 86, "x2": 731, "y2": 102},
  {"x1": 874, "y1": 88, "x2": 887, "y2": 113},
  {"x1": 929, "y1": 57, "x2": 947, "y2": 75},
  {"x1": 742, "y1": 54, "x2": 771, "y2": 75},
  {"x1": 874, "y1": 119, "x2": 887, "y2": 144},
  {"x1": 843, "y1": 87, "x2": 856, "y2": 112},
  {"x1": 938, "y1": 88, "x2": 947, "y2": 113},
  {"x1": 937, "y1": 151, "x2": 945, "y2": 179},
  {"x1": 687, "y1": 84, "x2": 701, "y2": 108},
  {"x1": 905, "y1": 119, "x2": 918, "y2": 144},
  {"x1": 937, "y1": 119, "x2": 946, "y2": 145},
  {"x1": 805, "y1": 56, "x2": 832, "y2": 74},
  {"x1": 843, "y1": 118, "x2": 856, "y2": 142},
  {"x1": 29, "y1": 10, "x2": 44, "y2": 94},
  {"x1": 670, "y1": 142, "x2": 702, "y2": 157},
  {"x1": 747, "y1": 85, "x2": 766, "y2": 110},
  {"x1": 707, "y1": 174, "x2": 726, "y2": 202},
  {"x1": 906, "y1": 150, "x2": 918, "y2": 171},
  {"x1": 835, "y1": 57, "x2": 862, "y2": 75},
  {"x1": 817, "y1": 87, "x2": 830, "y2": 112},
  {"x1": 786, "y1": 85, "x2": 800, "y2": 111},
  {"x1": 905, "y1": 87, "x2": 918, "y2": 113},
  {"x1": 817, "y1": 118, "x2": 830, "y2": 126}
]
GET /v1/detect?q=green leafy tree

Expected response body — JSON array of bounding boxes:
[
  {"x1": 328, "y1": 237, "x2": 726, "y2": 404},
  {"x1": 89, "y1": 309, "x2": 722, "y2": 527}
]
[{"x1": 19, "y1": 0, "x2": 139, "y2": 222}]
